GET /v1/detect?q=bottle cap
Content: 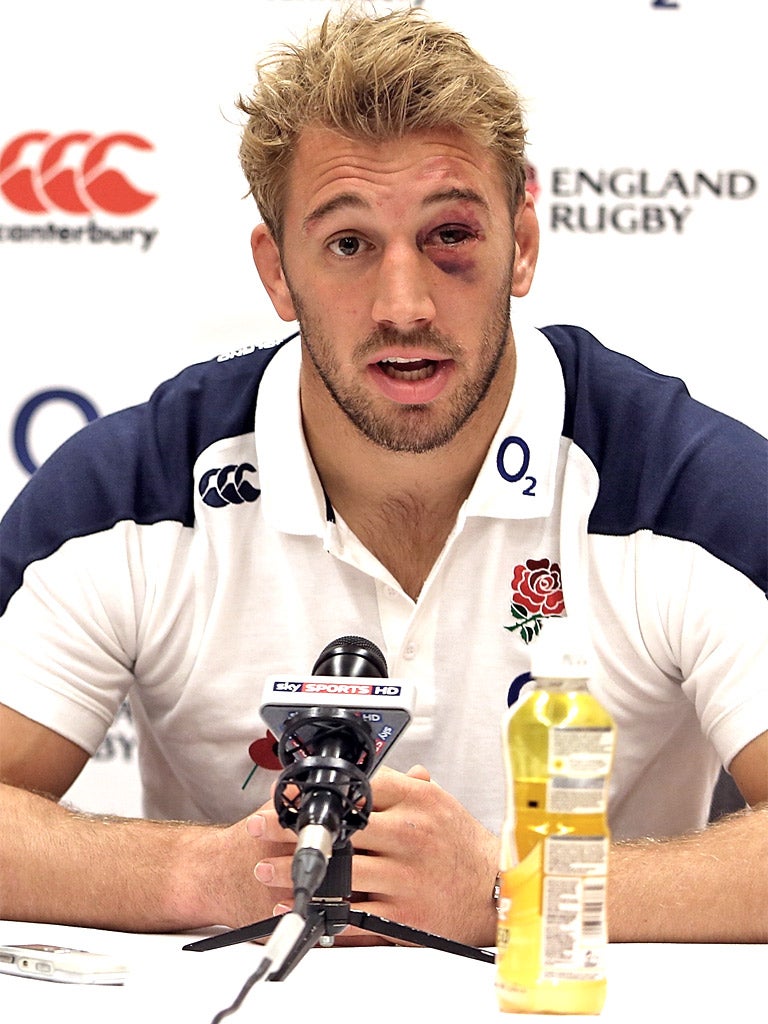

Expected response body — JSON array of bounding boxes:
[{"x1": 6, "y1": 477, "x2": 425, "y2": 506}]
[{"x1": 529, "y1": 617, "x2": 592, "y2": 681}]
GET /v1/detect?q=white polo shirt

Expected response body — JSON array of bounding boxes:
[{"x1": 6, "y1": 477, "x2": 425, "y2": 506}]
[{"x1": 1, "y1": 325, "x2": 766, "y2": 840}]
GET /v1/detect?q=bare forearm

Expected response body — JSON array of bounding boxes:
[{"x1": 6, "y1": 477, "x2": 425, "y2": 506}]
[
  {"x1": 0, "y1": 782, "x2": 270, "y2": 931},
  {"x1": 608, "y1": 804, "x2": 768, "y2": 942}
]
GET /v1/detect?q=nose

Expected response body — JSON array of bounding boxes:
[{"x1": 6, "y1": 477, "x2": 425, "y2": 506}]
[{"x1": 370, "y1": 242, "x2": 436, "y2": 331}]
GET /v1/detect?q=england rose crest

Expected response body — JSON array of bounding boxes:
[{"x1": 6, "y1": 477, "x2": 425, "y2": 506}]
[{"x1": 505, "y1": 557, "x2": 565, "y2": 643}]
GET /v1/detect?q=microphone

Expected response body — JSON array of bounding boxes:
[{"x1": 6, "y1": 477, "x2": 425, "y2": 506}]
[
  {"x1": 311, "y1": 635, "x2": 388, "y2": 677},
  {"x1": 293, "y1": 635, "x2": 388, "y2": 847},
  {"x1": 259, "y1": 636, "x2": 414, "y2": 913}
]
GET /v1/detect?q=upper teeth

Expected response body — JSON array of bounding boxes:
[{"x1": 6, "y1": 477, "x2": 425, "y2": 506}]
[{"x1": 379, "y1": 357, "x2": 435, "y2": 382}]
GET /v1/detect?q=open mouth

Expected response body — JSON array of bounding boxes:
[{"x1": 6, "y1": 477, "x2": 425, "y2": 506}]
[{"x1": 378, "y1": 357, "x2": 438, "y2": 381}]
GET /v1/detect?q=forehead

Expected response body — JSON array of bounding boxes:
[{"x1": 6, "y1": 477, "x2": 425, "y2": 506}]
[{"x1": 283, "y1": 125, "x2": 508, "y2": 228}]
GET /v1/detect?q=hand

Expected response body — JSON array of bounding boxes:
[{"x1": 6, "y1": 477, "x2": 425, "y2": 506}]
[
  {"x1": 242, "y1": 797, "x2": 297, "y2": 920},
  {"x1": 246, "y1": 765, "x2": 499, "y2": 948}
]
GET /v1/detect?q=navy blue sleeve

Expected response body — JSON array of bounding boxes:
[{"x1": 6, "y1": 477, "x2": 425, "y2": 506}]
[
  {"x1": 542, "y1": 324, "x2": 768, "y2": 596},
  {"x1": 0, "y1": 342, "x2": 285, "y2": 615}
]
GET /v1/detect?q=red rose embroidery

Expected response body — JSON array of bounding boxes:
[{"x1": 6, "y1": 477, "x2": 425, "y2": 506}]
[{"x1": 505, "y1": 558, "x2": 565, "y2": 644}]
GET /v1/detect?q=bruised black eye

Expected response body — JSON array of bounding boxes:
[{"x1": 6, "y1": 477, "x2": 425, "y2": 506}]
[{"x1": 432, "y1": 226, "x2": 474, "y2": 246}]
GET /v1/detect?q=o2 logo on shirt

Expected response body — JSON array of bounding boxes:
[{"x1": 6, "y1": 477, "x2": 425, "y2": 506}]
[
  {"x1": 507, "y1": 672, "x2": 532, "y2": 708},
  {"x1": 496, "y1": 435, "x2": 536, "y2": 495}
]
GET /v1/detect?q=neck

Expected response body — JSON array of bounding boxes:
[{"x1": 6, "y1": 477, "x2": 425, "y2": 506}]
[
  {"x1": 313, "y1": 438, "x2": 480, "y2": 602},
  {"x1": 301, "y1": 348, "x2": 515, "y2": 600}
]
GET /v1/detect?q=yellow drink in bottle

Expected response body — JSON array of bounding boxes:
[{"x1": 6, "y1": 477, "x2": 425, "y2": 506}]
[{"x1": 496, "y1": 619, "x2": 615, "y2": 1014}]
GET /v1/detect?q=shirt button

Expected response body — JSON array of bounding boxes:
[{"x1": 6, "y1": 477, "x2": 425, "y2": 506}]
[
  {"x1": 403, "y1": 642, "x2": 417, "y2": 660},
  {"x1": 385, "y1": 586, "x2": 398, "y2": 598}
]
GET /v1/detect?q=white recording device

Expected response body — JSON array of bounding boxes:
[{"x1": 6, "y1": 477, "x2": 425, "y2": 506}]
[{"x1": 0, "y1": 943, "x2": 128, "y2": 985}]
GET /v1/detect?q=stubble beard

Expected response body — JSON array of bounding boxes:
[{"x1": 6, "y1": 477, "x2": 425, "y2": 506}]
[{"x1": 292, "y1": 281, "x2": 514, "y2": 455}]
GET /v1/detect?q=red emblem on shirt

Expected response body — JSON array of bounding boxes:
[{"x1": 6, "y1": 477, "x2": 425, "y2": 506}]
[{"x1": 505, "y1": 558, "x2": 565, "y2": 644}]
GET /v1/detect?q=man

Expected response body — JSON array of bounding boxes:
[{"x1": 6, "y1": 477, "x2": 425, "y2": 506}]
[{"x1": 0, "y1": 8, "x2": 766, "y2": 946}]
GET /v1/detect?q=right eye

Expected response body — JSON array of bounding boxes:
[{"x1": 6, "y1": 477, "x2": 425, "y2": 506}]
[{"x1": 327, "y1": 235, "x2": 370, "y2": 257}]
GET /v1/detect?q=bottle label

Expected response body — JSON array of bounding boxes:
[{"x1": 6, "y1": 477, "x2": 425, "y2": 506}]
[
  {"x1": 541, "y1": 835, "x2": 608, "y2": 981},
  {"x1": 545, "y1": 726, "x2": 613, "y2": 814},
  {"x1": 547, "y1": 775, "x2": 608, "y2": 814},
  {"x1": 548, "y1": 726, "x2": 614, "y2": 777}
]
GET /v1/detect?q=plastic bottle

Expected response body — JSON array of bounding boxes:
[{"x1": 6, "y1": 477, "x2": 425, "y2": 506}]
[{"x1": 495, "y1": 618, "x2": 615, "y2": 1014}]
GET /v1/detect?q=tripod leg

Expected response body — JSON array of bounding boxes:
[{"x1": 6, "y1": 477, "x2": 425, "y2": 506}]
[
  {"x1": 347, "y1": 910, "x2": 495, "y2": 964},
  {"x1": 183, "y1": 914, "x2": 284, "y2": 952},
  {"x1": 266, "y1": 913, "x2": 329, "y2": 981}
]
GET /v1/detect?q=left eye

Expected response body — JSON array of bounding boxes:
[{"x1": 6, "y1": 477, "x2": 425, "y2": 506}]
[
  {"x1": 328, "y1": 235, "x2": 365, "y2": 257},
  {"x1": 427, "y1": 225, "x2": 475, "y2": 247}
]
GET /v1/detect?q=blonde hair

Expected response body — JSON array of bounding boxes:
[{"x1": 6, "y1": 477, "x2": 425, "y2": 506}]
[{"x1": 237, "y1": 6, "x2": 528, "y2": 242}]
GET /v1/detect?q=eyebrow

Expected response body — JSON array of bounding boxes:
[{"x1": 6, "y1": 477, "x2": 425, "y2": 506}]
[
  {"x1": 423, "y1": 187, "x2": 490, "y2": 212},
  {"x1": 303, "y1": 193, "x2": 368, "y2": 231},
  {"x1": 302, "y1": 186, "x2": 490, "y2": 232}
]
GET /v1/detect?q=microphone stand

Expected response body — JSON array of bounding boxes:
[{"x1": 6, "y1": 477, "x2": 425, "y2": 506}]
[
  {"x1": 183, "y1": 839, "x2": 494, "y2": 976},
  {"x1": 186, "y1": 679, "x2": 494, "y2": 978}
]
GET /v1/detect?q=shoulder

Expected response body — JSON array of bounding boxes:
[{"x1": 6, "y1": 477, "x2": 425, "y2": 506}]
[
  {"x1": 21, "y1": 339, "x2": 287, "y2": 512},
  {"x1": 542, "y1": 324, "x2": 722, "y2": 444},
  {"x1": 540, "y1": 325, "x2": 767, "y2": 593},
  {"x1": 0, "y1": 337, "x2": 291, "y2": 613},
  {"x1": 129, "y1": 339, "x2": 290, "y2": 453}
]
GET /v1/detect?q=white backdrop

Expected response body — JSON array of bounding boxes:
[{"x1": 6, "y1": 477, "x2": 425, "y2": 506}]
[{"x1": 1, "y1": 0, "x2": 764, "y2": 816}]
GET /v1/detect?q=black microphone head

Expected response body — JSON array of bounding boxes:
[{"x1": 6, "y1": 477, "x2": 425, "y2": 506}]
[{"x1": 311, "y1": 635, "x2": 388, "y2": 678}]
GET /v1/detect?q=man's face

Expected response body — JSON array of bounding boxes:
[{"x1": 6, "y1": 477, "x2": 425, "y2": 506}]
[{"x1": 258, "y1": 126, "x2": 536, "y2": 454}]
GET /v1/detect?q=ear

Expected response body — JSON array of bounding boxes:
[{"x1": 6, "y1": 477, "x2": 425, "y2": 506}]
[
  {"x1": 250, "y1": 224, "x2": 297, "y2": 321},
  {"x1": 510, "y1": 192, "x2": 540, "y2": 298}
]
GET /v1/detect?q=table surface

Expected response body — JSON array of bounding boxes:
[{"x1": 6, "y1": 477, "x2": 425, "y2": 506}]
[{"x1": 0, "y1": 920, "x2": 763, "y2": 1023}]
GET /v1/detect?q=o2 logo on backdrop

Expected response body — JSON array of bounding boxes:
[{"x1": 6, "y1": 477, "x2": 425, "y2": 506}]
[
  {"x1": 13, "y1": 389, "x2": 100, "y2": 475},
  {"x1": 0, "y1": 132, "x2": 156, "y2": 215}
]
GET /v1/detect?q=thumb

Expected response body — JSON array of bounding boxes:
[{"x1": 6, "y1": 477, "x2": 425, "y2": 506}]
[{"x1": 406, "y1": 763, "x2": 432, "y2": 783}]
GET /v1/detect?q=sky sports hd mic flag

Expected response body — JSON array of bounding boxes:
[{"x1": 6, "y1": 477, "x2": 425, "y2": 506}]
[{"x1": 260, "y1": 675, "x2": 415, "y2": 776}]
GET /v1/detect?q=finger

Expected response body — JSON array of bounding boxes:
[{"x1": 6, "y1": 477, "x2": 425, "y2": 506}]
[
  {"x1": 253, "y1": 852, "x2": 296, "y2": 891},
  {"x1": 323, "y1": 925, "x2": 396, "y2": 947},
  {"x1": 246, "y1": 810, "x2": 296, "y2": 844},
  {"x1": 349, "y1": 857, "x2": 403, "y2": 899},
  {"x1": 369, "y1": 764, "x2": 434, "y2": 811}
]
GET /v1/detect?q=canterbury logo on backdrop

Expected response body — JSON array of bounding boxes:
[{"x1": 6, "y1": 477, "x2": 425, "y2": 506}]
[{"x1": 0, "y1": 132, "x2": 156, "y2": 215}]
